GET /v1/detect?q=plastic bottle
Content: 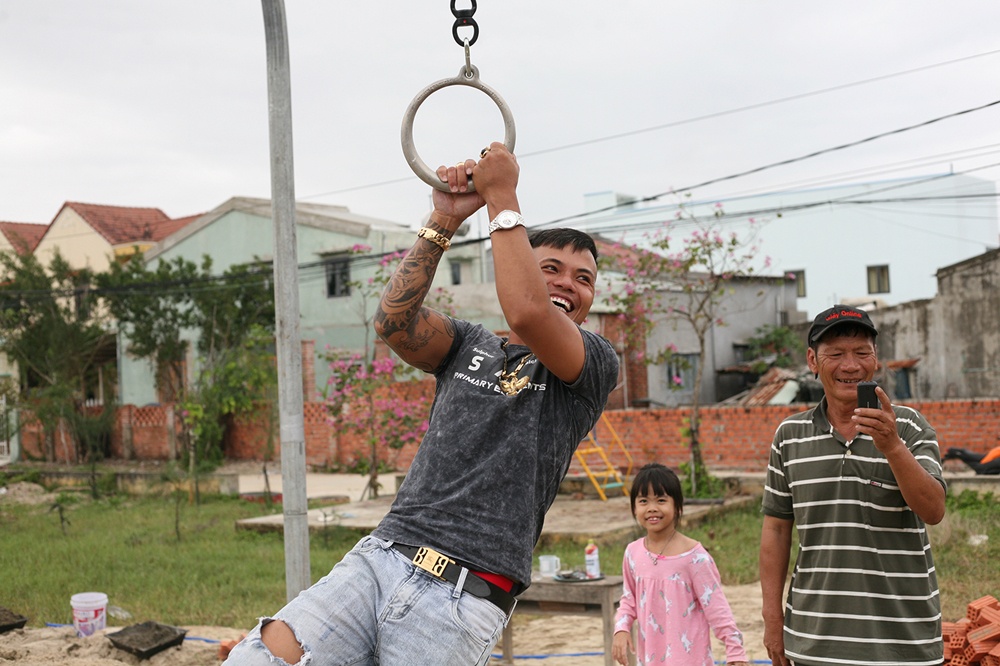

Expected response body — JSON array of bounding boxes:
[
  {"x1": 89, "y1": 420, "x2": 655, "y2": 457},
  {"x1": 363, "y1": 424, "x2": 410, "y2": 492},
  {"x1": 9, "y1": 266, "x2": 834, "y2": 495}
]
[{"x1": 584, "y1": 539, "x2": 601, "y2": 579}]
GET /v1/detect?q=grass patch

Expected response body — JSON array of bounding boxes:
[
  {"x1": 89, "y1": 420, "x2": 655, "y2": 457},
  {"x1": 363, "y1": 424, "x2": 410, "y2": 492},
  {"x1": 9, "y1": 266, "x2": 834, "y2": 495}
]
[
  {"x1": 0, "y1": 494, "x2": 358, "y2": 630},
  {"x1": 1, "y1": 489, "x2": 995, "y2": 630},
  {"x1": 929, "y1": 491, "x2": 1000, "y2": 620}
]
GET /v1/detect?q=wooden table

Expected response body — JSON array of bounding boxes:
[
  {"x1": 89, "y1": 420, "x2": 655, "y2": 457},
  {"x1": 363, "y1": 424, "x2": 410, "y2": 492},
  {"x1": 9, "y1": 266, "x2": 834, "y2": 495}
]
[{"x1": 500, "y1": 574, "x2": 634, "y2": 666}]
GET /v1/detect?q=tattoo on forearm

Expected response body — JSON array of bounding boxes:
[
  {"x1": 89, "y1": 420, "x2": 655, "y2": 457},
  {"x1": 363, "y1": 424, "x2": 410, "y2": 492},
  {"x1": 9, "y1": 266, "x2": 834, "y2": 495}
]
[{"x1": 375, "y1": 243, "x2": 452, "y2": 355}]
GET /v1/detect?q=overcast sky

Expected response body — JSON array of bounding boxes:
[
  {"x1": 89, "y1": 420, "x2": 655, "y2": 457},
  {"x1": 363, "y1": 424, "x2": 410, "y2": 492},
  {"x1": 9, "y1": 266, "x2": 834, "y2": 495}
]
[{"x1": 3, "y1": 1, "x2": 999, "y2": 240}]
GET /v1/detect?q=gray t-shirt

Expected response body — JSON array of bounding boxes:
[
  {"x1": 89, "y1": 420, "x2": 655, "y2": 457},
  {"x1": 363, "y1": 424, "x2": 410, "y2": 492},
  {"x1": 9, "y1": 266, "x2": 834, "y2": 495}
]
[{"x1": 372, "y1": 318, "x2": 619, "y2": 588}]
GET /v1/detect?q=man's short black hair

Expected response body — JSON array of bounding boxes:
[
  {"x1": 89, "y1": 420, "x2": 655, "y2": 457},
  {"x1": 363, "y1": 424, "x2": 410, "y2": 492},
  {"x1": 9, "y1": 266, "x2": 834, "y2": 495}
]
[{"x1": 527, "y1": 228, "x2": 599, "y2": 263}]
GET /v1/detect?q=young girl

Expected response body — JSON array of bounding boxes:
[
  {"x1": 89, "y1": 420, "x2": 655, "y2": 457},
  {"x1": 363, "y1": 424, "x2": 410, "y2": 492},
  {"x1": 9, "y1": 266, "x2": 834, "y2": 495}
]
[{"x1": 612, "y1": 463, "x2": 748, "y2": 666}]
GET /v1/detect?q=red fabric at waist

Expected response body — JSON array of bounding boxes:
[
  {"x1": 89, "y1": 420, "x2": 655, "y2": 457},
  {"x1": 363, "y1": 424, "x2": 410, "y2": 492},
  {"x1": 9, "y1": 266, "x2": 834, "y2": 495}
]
[{"x1": 471, "y1": 570, "x2": 514, "y2": 593}]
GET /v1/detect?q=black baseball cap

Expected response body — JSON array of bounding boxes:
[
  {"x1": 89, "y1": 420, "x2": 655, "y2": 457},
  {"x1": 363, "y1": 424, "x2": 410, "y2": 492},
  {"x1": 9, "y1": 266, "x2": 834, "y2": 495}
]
[{"x1": 808, "y1": 304, "x2": 878, "y2": 344}]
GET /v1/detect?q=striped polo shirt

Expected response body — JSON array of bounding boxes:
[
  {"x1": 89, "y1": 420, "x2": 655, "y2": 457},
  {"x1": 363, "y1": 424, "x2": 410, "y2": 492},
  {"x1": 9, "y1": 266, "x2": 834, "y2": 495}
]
[{"x1": 762, "y1": 398, "x2": 946, "y2": 666}]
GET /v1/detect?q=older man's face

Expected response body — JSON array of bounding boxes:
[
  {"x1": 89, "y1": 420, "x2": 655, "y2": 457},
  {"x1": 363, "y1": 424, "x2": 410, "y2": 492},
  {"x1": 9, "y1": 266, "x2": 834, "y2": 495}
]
[{"x1": 807, "y1": 332, "x2": 878, "y2": 408}]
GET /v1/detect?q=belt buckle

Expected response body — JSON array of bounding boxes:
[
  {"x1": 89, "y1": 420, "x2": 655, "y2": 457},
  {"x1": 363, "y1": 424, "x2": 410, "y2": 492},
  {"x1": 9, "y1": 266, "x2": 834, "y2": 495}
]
[{"x1": 412, "y1": 546, "x2": 454, "y2": 580}]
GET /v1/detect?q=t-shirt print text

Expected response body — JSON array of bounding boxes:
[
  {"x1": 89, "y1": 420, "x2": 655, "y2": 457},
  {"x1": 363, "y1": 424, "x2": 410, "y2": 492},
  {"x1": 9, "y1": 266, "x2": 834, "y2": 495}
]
[{"x1": 455, "y1": 354, "x2": 546, "y2": 393}]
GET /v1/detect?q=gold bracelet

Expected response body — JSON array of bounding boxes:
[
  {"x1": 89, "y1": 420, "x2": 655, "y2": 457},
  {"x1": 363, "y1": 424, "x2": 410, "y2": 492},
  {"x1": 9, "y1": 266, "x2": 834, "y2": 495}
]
[{"x1": 417, "y1": 227, "x2": 451, "y2": 251}]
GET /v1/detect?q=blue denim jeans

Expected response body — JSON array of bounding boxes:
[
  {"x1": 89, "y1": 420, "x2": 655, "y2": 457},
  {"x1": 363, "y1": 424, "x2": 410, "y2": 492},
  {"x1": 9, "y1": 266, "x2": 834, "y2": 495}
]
[{"x1": 222, "y1": 535, "x2": 508, "y2": 666}]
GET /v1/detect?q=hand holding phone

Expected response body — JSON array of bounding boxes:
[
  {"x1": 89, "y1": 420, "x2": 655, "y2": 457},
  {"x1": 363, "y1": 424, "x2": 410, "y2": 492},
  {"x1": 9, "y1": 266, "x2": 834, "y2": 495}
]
[{"x1": 857, "y1": 380, "x2": 879, "y2": 409}]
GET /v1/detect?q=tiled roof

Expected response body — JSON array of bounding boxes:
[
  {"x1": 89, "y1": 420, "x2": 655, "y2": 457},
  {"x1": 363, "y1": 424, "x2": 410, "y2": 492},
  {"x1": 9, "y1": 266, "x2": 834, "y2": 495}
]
[
  {"x1": 62, "y1": 202, "x2": 185, "y2": 245},
  {"x1": 154, "y1": 213, "x2": 203, "y2": 242},
  {"x1": 0, "y1": 221, "x2": 48, "y2": 254}
]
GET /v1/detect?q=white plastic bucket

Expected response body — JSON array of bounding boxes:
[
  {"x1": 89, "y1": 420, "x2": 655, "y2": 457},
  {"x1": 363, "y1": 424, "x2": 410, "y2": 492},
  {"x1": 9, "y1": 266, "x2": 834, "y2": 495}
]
[{"x1": 70, "y1": 592, "x2": 108, "y2": 637}]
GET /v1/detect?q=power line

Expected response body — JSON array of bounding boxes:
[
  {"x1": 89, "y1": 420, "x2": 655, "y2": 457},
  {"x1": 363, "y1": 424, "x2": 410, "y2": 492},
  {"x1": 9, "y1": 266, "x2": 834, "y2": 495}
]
[
  {"x1": 300, "y1": 48, "x2": 1000, "y2": 200},
  {"x1": 6, "y1": 179, "x2": 995, "y2": 304},
  {"x1": 714, "y1": 142, "x2": 1000, "y2": 200},
  {"x1": 537, "y1": 98, "x2": 1000, "y2": 227}
]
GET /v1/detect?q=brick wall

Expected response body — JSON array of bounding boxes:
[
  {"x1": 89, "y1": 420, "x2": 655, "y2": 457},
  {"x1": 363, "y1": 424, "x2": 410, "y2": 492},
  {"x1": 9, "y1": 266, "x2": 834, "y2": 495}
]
[
  {"x1": 16, "y1": 398, "x2": 1000, "y2": 472},
  {"x1": 226, "y1": 396, "x2": 1000, "y2": 472}
]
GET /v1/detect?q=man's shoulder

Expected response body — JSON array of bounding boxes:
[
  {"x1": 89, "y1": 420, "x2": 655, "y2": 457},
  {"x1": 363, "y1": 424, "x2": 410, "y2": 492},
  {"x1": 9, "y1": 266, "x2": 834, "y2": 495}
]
[
  {"x1": 579, "y1": 327, "x2": 618, "y2": 361},
  {"x1": 449, "y1": 319, "x2": 497, "y2": 347},
  {"x1": 890, "y1": 402, "x2": 929, "y2": 421},
  {"x1": 777, "y1": 404, "x2": 820, "y2": 429}
]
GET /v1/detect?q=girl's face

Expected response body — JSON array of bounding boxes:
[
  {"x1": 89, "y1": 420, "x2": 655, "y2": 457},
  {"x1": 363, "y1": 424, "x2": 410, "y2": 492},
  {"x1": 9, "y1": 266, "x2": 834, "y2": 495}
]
[{"x1": 633, "y1": 489, "x2": 679, "y2": 536}]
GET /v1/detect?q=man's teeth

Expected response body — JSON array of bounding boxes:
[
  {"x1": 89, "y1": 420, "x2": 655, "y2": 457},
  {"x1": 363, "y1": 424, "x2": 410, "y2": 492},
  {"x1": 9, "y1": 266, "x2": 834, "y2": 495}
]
[{"x1": 551, "y1": 297, "x2": 571, "y2": 312}]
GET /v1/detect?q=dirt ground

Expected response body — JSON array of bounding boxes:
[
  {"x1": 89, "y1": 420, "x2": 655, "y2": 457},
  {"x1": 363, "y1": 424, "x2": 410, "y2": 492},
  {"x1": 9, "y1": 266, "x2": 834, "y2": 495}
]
[{"x1": 0, "y1": 583, "x2": 765, "y2": 665}]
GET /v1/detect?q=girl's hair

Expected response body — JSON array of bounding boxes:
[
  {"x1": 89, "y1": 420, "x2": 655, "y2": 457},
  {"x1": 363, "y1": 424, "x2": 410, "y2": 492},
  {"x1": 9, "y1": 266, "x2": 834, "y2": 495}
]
[{"x1": 629, "y1": 463, "x2": 684, "y2": 521}]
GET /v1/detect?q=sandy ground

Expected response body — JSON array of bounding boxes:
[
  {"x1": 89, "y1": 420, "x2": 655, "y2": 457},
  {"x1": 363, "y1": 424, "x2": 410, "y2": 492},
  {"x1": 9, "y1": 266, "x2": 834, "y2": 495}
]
[{"x1": 0, "y1": 584, "x2": 765, "y2": 665}]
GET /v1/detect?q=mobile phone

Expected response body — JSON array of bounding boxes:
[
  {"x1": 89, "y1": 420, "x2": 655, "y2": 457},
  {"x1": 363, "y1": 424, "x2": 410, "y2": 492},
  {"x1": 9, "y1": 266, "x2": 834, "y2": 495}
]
[{"x1": 857, "y1": 381, "x2": 879, "y2": 409}]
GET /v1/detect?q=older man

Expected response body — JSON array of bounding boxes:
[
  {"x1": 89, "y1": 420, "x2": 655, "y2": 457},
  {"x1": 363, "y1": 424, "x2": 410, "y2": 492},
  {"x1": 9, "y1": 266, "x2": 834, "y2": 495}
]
[{"x1": 759, "y1": 304, "x2": 946, "y2": 666}]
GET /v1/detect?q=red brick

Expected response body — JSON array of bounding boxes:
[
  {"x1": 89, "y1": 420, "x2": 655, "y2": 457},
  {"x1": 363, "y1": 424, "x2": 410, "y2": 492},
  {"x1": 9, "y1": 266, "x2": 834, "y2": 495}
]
[
  {"x1": 969, "y1": 624, "x2": 1000, "y2": 644},
  {"x1": 968, "y1": 595, "x2": 1000, "y2": 623},
  {"x1": 966, "y1": 639, "x2": 999, "y2": 661}
]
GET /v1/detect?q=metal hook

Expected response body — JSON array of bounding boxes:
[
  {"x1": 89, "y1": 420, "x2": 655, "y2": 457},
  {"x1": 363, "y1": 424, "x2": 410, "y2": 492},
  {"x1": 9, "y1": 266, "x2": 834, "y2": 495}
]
[{"x1": 463, "y1": 38, "x2": 473, "y2": 79}]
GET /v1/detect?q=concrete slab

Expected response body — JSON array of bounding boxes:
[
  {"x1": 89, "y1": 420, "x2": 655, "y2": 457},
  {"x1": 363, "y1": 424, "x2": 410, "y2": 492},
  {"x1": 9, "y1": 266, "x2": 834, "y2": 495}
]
[
  {"x1": 235, "y1": 481, "x2": 759, "y2": 548},
  {"x1": 238, "y1": 471, "x2": 390, "y2": 503}
]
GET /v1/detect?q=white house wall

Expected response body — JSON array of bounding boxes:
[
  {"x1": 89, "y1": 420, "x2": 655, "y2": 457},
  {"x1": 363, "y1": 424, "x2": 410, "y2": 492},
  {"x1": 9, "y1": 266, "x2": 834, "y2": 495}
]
[
  {"x1": 34, "y1": 207, "x2": 114, "y2": 272},
  {"x1": 585, "y1": 173, "x2": 998, "y2": 319},
  {"x1": 645, "y1": 278, "x2": 800, "y2": 407}
]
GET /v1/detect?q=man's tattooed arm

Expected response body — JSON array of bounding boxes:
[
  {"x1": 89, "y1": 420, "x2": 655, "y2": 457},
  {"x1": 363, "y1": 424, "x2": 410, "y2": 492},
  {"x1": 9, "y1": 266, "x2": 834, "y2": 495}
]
[{"x1": 374, "y1": 238, "x2": 456, "y2": 373}]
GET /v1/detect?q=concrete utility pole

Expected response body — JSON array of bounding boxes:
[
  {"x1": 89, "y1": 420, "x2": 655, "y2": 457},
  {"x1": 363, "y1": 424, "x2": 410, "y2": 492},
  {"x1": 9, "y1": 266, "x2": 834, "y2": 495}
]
[{"x1": 261, "y1": 0, "x2": 310, "y2": 600}]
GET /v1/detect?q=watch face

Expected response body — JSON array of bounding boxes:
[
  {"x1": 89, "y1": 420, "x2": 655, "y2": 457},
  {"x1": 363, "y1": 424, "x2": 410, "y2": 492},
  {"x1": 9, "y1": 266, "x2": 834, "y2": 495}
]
[{"x1": 491, "y1": 211, "x2": 524, "y2": 231}]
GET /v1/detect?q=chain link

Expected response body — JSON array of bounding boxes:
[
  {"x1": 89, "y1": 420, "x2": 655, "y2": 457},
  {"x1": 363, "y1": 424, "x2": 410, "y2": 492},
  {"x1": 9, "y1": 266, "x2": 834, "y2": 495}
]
[{"x1": 450, "y1": 0, "x2": 478, "y2": 47}]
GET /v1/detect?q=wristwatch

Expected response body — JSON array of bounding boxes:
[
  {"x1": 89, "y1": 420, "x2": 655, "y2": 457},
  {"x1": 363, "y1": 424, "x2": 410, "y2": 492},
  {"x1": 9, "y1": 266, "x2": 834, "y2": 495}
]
[{"x1": 488, "y1": 210, "x2": 526, "y2": 235}]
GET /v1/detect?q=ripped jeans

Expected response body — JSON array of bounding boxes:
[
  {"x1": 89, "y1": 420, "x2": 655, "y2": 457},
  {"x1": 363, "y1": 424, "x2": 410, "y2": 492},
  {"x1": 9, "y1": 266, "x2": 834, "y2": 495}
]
[{"x1": 222, "y1": 535, "x2": 507, "y2": 666}]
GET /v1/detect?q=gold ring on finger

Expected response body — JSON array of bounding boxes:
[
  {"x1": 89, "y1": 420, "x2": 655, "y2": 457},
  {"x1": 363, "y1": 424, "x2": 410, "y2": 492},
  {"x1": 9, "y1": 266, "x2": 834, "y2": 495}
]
[{"x1": 480, "y1": 147, "x2": 491, "y2": 158}]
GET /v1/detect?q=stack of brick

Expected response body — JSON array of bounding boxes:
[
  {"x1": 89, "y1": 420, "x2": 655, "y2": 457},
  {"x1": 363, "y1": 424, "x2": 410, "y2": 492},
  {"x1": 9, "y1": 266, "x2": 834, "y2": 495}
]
[{"x1": 943, "y1": 595, "x2": 1000, "y2": 666}]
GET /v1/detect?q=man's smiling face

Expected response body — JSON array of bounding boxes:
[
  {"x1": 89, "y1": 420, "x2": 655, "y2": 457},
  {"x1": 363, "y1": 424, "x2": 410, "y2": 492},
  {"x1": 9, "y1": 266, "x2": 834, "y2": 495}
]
[
  {"x1": 533, "y1": 244, "x2": 597, "y2": 326},
  {"x1": 807, "y1": 331, "x2": 878, "y2": 408}
]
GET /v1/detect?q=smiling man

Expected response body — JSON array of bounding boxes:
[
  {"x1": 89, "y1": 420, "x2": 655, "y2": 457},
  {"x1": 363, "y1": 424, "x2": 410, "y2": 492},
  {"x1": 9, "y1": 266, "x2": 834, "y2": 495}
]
[
  {"x1": 224, "y1": 144, "x2": 619, "y2": 666},
  {"x1": 759, "y1": 304, "x2": 946, "y2": 666}
]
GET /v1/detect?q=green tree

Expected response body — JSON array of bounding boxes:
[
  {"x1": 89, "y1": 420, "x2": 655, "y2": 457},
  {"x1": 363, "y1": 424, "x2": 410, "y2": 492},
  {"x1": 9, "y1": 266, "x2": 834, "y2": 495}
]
[
  {"x1": 0, "y1": 250, "x2": 116, "y2": 462},
  {"x1": 604, "y1": 204, "x2": 767, "y2": 496},
  {"x1": 746, "y1": 324, "x2": 804, "y2": 373},
  {"x1": 98, "y1": 254, "x2": 276, "y2": 484},
  {"x1": 97, "y1": 254, "x2": 201, "y2": 401}
]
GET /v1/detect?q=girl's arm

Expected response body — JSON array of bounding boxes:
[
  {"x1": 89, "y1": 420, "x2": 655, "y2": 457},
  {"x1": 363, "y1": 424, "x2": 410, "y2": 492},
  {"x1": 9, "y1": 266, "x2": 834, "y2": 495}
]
[
  {"x1": 613, "y1": 544, "x2": 638, "y2": 633},
  {"x1": 690, "y1": 550, "x2": 749, "y2": 664},
  {"x1": 612, "y1": 545, "x2": 637, "y2": 666}
]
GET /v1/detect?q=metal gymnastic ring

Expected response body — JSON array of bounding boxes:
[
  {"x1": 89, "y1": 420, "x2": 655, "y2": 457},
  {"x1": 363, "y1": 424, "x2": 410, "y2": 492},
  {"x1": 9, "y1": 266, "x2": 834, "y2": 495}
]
[{"x1": 401, "y1": 65, "x2": 516, "y2": 193}]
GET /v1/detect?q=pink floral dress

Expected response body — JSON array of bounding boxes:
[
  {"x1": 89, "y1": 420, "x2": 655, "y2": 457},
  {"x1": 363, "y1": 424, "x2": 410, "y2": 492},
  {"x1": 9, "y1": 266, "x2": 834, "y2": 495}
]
[{"x1": 614, "y1": 540, "x2": 747, "y2": 665}]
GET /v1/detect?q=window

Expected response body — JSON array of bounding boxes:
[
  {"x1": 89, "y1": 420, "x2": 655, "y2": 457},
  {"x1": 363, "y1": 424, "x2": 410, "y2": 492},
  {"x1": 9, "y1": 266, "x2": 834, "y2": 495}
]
[
  {"x1": 790, "y1": 270, "x2": 806, "y2": 298},
  {"x1": 894, "y1": 368, "x2": 912, "y2": 400},
  {"x1": 324, "y1": 254, "x2": 352, "y2": 298},
  {"x1": 450, "y1": 261, "x2": 462, "y2": 286},
  {"x1": 666, "y1": 353, "x2": 699, "y2": 391},
  {"x1": 867, "y1": 265, "x2": 890, "y2": 294}
]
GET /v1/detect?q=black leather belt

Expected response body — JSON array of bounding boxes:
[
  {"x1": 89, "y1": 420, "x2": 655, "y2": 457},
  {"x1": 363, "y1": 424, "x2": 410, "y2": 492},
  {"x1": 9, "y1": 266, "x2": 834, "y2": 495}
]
[{"x1": 392, "y1": 544, "x2": 517, "y2": 618}]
